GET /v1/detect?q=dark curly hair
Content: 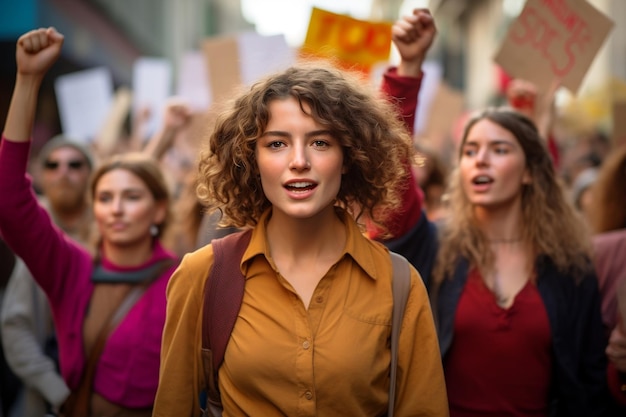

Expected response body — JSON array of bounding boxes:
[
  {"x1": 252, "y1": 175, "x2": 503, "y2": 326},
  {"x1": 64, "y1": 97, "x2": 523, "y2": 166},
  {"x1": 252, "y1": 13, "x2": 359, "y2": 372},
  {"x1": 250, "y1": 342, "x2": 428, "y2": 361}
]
[{"x1": 196, "y1": 61, "x2": 413, "y2": 232}]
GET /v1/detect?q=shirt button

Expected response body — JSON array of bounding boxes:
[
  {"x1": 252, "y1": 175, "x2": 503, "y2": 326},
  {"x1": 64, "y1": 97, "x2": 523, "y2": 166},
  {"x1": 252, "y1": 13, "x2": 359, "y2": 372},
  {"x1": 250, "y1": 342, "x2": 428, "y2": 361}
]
[
  {"x1": 304, "y1": 390, "x2": 313, "y2": 400},
  {"x1": 302, "y1": 340, "x2": 310, "y2": 350},
  {"x1": 315, "y1": 296, "x2": 323, "y2": 303}
]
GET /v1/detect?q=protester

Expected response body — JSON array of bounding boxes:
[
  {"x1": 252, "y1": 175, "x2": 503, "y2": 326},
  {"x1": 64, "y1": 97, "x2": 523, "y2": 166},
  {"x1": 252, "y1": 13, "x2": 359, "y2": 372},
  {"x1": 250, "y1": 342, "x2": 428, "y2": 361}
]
[
  {"x1": 153, "y1": 57, "x2": 448, "y2": 415},
  {"x1": 1, "y1": 135, "x2": 93, "y2": 417},
  {"x1": 588, "y1": 144, "x2": 626, "y2": 409},
  {"x1": 0, "y1": 27, "x2": 178, "y2": 416},
  {"x1": 432, "y1": 107, "x2": 609, "y2": 416},
  {"x1": 192, "y1": 7, "x2": 439, "y2": 282},
  {"x1": 142, "y1": 98, "x2": 214, "y2": 257}
]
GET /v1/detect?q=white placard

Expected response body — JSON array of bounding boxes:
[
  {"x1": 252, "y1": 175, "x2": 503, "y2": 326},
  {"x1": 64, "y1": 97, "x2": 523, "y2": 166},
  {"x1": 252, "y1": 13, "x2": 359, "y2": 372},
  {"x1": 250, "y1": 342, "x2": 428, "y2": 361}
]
[
  {"x1": 414, "y1": 61, "x2": 443, "y2": 136},
  {"x1": 54, "y1": 67, "x2": 114, "y2": 143},
  {"x1": 132, "y1": 57, "x2": 172, "y2": 138},
  {"x1": 237, "y1": 32, "x2": 296, "y2": 86},
  {"x1": 176, "y1": 51, "x2": 212, "y2": 111}
]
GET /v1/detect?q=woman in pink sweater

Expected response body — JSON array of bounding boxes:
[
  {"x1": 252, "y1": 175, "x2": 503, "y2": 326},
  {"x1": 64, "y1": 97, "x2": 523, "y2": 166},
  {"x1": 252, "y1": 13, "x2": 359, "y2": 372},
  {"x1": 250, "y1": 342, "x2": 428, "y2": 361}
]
[{"x1": 0, "y1": 28, "x2": 178, "y2": 416}]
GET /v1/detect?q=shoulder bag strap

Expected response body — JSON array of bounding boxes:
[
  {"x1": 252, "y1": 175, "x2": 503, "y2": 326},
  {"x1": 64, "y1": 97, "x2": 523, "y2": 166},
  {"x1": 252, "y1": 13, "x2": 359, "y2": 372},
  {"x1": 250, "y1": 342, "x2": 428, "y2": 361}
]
[
  {"x1": 388, "y1": 251, "x2": 411, "y2": 417},
  {"x1": 62, "y1": 259, "x2": 174, "y2": 417},
  {"x1": 202, "y1": 230, "x2": 251, "y2": 415}
]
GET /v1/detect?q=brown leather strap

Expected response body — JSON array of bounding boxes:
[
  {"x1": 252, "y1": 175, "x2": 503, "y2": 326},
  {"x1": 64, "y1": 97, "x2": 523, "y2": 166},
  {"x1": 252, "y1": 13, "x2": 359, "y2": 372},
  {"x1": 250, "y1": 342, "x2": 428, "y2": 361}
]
[
  {"x1": 388, "y1": 251, "x2": 411, "y2": 417},
  {"x1": 63, "y1": 285, "x2": 137, "y2": 417},
  {"x1": 202, "y1": 230, "x2": 251, "y2": 412}
]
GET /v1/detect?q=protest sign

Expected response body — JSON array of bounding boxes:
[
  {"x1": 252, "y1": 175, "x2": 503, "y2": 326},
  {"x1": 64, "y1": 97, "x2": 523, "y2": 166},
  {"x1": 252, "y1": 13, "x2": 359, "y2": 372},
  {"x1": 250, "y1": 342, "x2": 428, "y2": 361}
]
[
  {"x1": 494, "y1": 0, "x2": 614, "y2": 94},
  {"x1": 302, "y1": 7, "x2": 392, "y2": 73},
  {"x1": 414, "y1": 61, "x2": 443, "y2": 136},
  {"x1": 54, "y1": 67, "x2": 114, "y2": 143},
  {"x1": 202, "y1": 32, "x2": 295, "y2": 105},
  {"x1": 176, "y1": 51, "x2": 212, "y2": 112},
  {"x1": 421, "y1": 82, "x2": 465, "y2": 148},
  {"x1": 95, "y1": 87, "x2": 132, "y2": 155},
  {"x1": 202, "y1": 36, "x2": 240, "y2": 104},
  {"x1": 132, "y1": 57, "x2": 172, "y2": 138},
  {"x1": 237, "y1": 32, "x2": 295, "y2": 86}
]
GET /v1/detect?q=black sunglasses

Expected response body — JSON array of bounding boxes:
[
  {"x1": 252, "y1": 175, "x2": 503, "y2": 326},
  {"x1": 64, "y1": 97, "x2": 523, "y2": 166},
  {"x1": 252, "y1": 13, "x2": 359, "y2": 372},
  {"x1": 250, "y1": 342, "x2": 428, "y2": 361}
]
[{"x1": 44, "y1": 160, "x2": 86, "y2": 170}]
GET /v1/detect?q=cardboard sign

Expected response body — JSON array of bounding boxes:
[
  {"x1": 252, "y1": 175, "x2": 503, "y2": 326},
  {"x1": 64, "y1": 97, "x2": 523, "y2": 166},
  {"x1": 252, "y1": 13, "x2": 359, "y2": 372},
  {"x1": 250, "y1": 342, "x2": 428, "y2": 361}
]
[
  {"x1": 613, "y1": 101, "x2": 626, "y2": 146},
  {"x1": 302, "y1": 7, "x2": 392, "y2": 73},
  {"x1": 422, "y1": 82, "x2": 465, "y2": 146},
  {"x1": 202, "y1": 36, "x2": 241, "y2": 105},
  {"x1": 202, "y1": 32, "x2": 295, "y2": 105},
  {"x1": 494, "y1": 0, "x2": 613, "y2": 94},
  {"x1": 54, "y1": 67, "x2": 114, "y2": 143}
]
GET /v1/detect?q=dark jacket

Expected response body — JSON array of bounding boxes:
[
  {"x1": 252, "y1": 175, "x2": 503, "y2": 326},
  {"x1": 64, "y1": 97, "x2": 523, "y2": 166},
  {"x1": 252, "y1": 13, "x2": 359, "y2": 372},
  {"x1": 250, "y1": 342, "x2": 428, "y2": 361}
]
[
  {"x1": 434, "y1": 255, "x2": 611, "y2": 417},
  {"x1": 383, "y1": 211, "x2": 439, "y2": 292}
]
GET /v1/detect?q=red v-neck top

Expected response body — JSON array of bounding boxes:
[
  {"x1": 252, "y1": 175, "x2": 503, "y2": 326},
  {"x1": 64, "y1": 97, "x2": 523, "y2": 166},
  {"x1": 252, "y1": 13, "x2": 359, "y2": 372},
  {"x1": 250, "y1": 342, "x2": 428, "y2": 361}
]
[{"x1": 444, "y1": 268, "x2": 553, "y2": 417}]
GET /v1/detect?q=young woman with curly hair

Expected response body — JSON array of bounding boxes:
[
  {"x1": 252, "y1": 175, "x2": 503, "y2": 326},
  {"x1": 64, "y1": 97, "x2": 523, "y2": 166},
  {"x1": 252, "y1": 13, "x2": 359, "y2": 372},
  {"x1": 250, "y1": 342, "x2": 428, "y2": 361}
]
[
  {"x1": 153, "y1": 61, "x2": 448, "y2": 416},
  {"x1": 432, "y1": 108, "x2": 610, "y2": 417}
]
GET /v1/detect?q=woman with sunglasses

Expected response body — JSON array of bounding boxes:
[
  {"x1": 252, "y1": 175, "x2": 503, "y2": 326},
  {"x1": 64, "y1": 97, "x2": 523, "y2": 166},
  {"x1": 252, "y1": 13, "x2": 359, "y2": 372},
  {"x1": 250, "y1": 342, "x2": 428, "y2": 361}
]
[{"x1": 0, "y1": 28, "x2": 178, "y2": 416}]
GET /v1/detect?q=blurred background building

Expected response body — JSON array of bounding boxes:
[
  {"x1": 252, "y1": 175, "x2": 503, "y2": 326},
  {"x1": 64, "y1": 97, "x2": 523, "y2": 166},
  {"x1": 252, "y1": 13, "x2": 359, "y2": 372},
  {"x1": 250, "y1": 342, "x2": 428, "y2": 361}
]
[{"x1": 0, "y1": 0, "x2": 624, "y2": 147}]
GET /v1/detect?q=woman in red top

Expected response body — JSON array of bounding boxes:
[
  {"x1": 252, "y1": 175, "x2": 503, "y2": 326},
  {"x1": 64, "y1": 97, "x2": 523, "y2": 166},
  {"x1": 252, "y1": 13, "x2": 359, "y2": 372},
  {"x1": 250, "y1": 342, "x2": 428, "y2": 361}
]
[{"x1": 432, "y1": 108, "x2": 609, "y2": 416}]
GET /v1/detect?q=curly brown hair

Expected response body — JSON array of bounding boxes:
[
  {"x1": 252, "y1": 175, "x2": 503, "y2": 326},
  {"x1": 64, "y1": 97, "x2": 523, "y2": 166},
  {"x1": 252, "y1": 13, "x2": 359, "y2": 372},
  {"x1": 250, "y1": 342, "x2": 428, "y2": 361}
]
[
  {"x1": 588, "y1": 144, "x2": 626, "y2": 233},
  {"x1": 196, "y1": 61, "x2": 413, "y2": 231},
  {"x1": 434, "y1": 107, "x2": 591, "y2": 283}
]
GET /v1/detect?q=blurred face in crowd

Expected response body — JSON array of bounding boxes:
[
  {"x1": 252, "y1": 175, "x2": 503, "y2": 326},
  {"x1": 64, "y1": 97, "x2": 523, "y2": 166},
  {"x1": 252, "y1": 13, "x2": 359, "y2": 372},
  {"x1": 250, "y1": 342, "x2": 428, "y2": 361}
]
[
  {"x1": 255, "y1": 98, "x2": 346, "y2": 222},
  {"x1": 93, "y1": 168, "x2": 166, "y2": 248},
  {"x1": 459, "y1": 118, "x2": 531, "y2": 212},
  {"x1": 41, "y1": 146, "x2": 91, "y2": 213}
]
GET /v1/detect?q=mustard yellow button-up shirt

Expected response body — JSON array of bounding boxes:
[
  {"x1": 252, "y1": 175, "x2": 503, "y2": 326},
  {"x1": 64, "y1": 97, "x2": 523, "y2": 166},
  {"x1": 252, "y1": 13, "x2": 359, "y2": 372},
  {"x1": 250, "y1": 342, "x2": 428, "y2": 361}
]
[{"x1": 154, "y1": 209, "x2": 448, "y2": 416}]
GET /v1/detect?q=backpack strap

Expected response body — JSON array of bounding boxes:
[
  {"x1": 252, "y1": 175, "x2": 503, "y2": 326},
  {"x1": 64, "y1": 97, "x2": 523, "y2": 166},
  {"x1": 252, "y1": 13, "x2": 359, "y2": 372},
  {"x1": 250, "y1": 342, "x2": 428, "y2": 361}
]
[
  {"x1": 388, "y1": 251, "x2": 411, "y2": 417},
  {"x1": 201, "y1": 230, "x2": 251, "y2": 414}
]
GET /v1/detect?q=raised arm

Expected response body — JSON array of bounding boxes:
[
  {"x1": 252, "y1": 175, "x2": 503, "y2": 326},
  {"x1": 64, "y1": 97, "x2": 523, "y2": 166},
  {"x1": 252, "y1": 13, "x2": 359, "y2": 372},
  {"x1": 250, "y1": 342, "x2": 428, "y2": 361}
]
[
  {"x1": 142, "y1": 98, "x2": 193, "y2": 160},
  {"x1": 4, "y1": 27, "x2": 64, "y2": 143},
  {"x1": 0, "y1": 28, "x2": 91, "y2": 300},
  {"x1": 372, "y1": 9, "x2": 436, "y2": 241},
  {"x1": 393, "y1": 8, "x2": 436, "y2": 78}
]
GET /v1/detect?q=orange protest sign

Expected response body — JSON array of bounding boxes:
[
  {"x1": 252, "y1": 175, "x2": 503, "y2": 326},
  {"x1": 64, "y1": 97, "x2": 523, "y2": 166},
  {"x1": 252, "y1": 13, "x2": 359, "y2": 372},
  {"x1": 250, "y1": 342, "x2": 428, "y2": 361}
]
[
  {"x1": 494, "y1": 0, "x2": 613, "y2": 94},
  {"x1": 302, "y1": 7, "x2": 392, "y2": 73}
]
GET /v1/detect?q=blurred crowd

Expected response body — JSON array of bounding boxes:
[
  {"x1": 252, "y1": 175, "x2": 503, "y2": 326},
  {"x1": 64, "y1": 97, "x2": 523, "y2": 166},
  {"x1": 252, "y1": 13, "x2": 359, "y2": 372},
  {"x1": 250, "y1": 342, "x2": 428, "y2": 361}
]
[{"x1": 0, "y1": 6, "x2": 625, "y2": 417}]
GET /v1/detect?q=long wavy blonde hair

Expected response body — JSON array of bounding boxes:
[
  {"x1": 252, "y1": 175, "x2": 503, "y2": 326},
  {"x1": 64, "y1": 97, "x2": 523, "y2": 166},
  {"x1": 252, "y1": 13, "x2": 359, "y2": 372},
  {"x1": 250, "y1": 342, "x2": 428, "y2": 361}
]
[
  {"x1": 433, "y1": 108, "x2": 591, "y2": 284},
  {"x1": 196, "y1": 61, "x2": 412, "y2": 232}
]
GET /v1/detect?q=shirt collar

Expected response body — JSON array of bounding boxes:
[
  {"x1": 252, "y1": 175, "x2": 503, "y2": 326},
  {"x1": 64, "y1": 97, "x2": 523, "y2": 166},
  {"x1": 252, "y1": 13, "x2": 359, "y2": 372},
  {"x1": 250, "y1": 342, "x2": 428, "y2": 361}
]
[{"x1": 241, "y1": 207, "x2": 383, "y2": 281}]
